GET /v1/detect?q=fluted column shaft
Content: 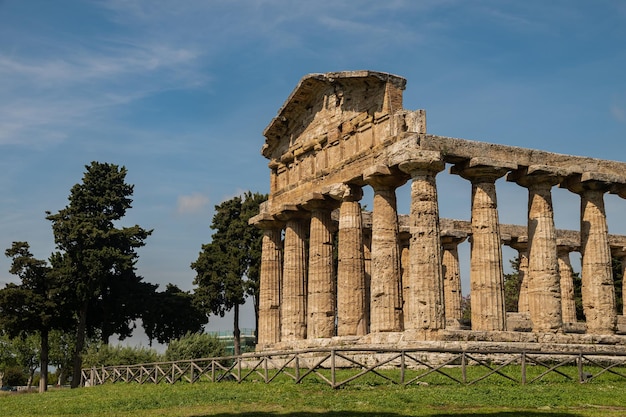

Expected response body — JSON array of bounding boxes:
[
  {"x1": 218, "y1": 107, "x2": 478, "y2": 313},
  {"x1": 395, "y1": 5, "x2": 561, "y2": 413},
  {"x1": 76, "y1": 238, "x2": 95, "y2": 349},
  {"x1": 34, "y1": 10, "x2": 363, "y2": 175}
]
[
  {"x1": 566, "y1": 178, "x2": 616, "y2": 334},
  {"x1": 331, "y1": 184, "x2": 368, "y2": 336},
  {"x1": 453, "y1": 161, "x2": 511, "y2": 331},
  {"x1": 279, "y1": 211, "x2": 309, "y2": 341},
  {"x1": 441, "y1": 234, "x2": 467, "y2": 325},
  {"x1": 527, "y1": 181, "x2": 562, "y2": 331},
  {"x1": 303, "y1": 197, "x2": 337, "y2": 339},
  {"x1": 364, "y1": 168, "x2": 405, "y2": 333},
  {"x1": 557, "y1": 246, "x2": 578, "y2": 323},
  {"x1": 256, "y1": 221, "x2": 284, "y2": 346},
  {"x1": 581, "y1": 189, "x2": 616, "y2": 333},
  {"x1": 511, "y1": 171, "x2": 564, "y2": 332},
  {"x1": 400, "y1": 155, "x2": 446, "y2": 331}
]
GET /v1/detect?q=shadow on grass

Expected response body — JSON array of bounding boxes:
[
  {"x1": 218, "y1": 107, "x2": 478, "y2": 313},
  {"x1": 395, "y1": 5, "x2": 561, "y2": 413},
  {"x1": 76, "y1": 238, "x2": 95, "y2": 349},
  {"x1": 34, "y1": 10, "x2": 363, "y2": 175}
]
[{"x1": 192, "y1": 412, "x2": 584, "y2": 417}]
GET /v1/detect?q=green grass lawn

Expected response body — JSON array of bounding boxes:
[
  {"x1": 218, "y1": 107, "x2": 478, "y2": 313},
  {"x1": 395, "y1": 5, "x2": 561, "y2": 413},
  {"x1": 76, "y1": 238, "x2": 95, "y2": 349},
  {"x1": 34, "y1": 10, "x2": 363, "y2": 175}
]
[{"x1": 1, "y1": 369, "x2": 625, "y2": 417}]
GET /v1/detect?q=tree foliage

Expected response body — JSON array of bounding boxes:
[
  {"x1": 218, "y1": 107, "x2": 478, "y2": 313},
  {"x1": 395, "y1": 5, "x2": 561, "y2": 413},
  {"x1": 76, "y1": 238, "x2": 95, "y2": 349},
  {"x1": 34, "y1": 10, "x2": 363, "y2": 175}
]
[
  {"x1": 164, "y1": 332, "x2": 225, "y2": 361},
  {"x1": 0, "y1": 242, "x2": 71, "y2": 392},
  {"x1": 142, "y1": 284, "x2": 208, "y2": 345},
  {"x1": 191, "y1": 191, "x2": 266, "y2": 355},
  {"x1": 82, "y1": 343, "x2": 160, "y2": 368},
  {"x1": 46, "y1": 161, "x2": 152, "y2": 387}
]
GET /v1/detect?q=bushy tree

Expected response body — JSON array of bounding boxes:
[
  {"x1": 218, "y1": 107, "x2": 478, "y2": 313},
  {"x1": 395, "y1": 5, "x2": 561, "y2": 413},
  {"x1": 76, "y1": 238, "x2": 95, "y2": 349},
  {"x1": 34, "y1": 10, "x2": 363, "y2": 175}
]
[
  {"x1": 0, "y1": 242, "x2": 71, "y2": 392},
  {"x1": 46, "y1": 162, "x2": 152, "y2": 387},
  {"x1": 0, "y1": 333, "x2": 17, "y2": 387},
  {"x1": 82, "y1": 343, "x2": 161, "y2": 367},
  {"x1": 12, "y1": 334, "x2": 39, "y2": 388},
  {"x1": 165, "y1": 332, "x2": 225, "y2": 361},
  {"x1": 142, "y1": 284, "x2": 207, "y2": 346},
  {"x1": 191, "y1": 192, "x2": 266, "y2": 355},
  {"x1": 48, "y1": 330, "x2": 75, "y2": 386}
]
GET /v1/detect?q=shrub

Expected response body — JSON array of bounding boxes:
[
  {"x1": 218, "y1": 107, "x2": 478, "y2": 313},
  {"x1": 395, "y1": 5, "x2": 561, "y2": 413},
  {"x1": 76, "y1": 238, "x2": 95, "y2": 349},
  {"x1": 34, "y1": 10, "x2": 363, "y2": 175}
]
[
  {"x1": 165, "y1": 332, "x2": 225, "y2": 361},
  {"x1": 82, "y1": 344, "x2": 162, "y2": 367}
]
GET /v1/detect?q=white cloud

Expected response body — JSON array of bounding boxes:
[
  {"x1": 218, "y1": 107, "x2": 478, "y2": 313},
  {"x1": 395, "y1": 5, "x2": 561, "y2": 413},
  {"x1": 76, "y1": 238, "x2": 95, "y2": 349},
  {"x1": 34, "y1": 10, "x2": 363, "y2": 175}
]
[
  {"x1": 611, "y1": 104, "x2": 626, "y2": 123},
  {"x1": 176, "y1": 193, "x2": 210, "y2": 214}
]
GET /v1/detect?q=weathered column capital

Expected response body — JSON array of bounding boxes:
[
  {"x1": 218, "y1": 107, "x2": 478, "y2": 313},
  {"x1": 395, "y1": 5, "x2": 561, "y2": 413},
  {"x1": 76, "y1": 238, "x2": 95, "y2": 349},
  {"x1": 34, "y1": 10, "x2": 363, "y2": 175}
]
[
  {"x1": 397, "y1": 150, "x2": 445, "y2": 177},
  {"x1": 275, "y1": 204, "x2": 310, "y2": 222},
  {"x1": 299, "y1": 192, "x2": 340, "y2": 212},
  {"x1": 507, "y1": 165, "x2": 568, "y2": 188},
  {"x1": 562, "y1": 172, "x2": 617, "y2": 194},
  {"x1": 440, "y1": 230, "x2": 468, "y2": 248},
  {"x1": 249, "y1": 212, "x2": 285, "y2": 230},
  {"x1": 451, "y1": 157, "x2": 516, "y2": 183},
  {"x1": 363, "y1": 164, "x2": 408, "y2": 189},
  {"x1": 324, "y1": 183, "x2": 363, "y2": 202},
  {"x1": 507, "y1": 235, "x2": 528, "y2": 252},
  {"x1": 610, "y1": 246, "x2": 626, "y2": 259},
  {"x1": 610, "y1": 183, "x2": 626, "y2": 199},
  {"x1": 556, "y1": 239, "x2": 579, "y2": 255}
]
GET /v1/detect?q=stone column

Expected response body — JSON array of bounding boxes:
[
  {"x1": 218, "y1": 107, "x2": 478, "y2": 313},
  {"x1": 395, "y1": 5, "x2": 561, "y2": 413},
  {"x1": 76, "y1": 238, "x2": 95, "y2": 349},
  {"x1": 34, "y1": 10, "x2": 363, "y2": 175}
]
[
  {"x1": 276, "y1": 206, "x2": 309, "y2": 341},
  {"x1": 611, "y1": 247, "x2": 626, "y2": 316},
  {"x1": 441, "y1": 231, "x2": 467, "y2": 329},
  {"x1": 451, "y1": 158, "x2": 515, "y2": 331},
  {"x1": 509, "y1": 167, "x2": 563, "y2": 332},
  {"x1": 363, "y1": 165, "x2": 407, "y2": 332},
  {"x1": 327, "y1": 183, "x2": 368, "y2": 336},
  {"x1": 301, "y1": 194, "x2": 338, "y2": 339},
  {"x1": 253, "y1": 216, "x2": 284, "y2": 347},
  {"x1": 399, "y1": 152, "x2": 446, "y2": 331},
  {"x1": 564, "y1": 174, "x2": 616, "y2": 334},
  {"x1": 557, "y1": 242, "x2": 579, "y2": 324},
  {"x1": 509, "y1": 237, "x2": 529, "y2": 314},
  {"x1": 399, "y1": 230, "x2": 410, "y2": 325},
  {"x1": 362, "y1": 226, "x2": 372, "y2": 330}
]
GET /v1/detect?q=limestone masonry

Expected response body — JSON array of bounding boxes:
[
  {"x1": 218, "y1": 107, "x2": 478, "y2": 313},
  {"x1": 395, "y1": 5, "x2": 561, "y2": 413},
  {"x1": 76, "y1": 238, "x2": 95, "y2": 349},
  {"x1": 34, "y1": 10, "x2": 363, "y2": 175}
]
[{"x1": 250, "y1": 71, "x2": 626, "y2": 352}]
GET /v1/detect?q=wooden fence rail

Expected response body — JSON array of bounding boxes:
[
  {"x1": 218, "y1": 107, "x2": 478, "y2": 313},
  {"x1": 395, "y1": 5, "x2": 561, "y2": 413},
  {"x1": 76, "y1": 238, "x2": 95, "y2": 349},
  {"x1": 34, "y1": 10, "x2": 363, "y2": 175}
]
[{"x1": 82, "y1": 347, "x2": 626, "y2": 389}]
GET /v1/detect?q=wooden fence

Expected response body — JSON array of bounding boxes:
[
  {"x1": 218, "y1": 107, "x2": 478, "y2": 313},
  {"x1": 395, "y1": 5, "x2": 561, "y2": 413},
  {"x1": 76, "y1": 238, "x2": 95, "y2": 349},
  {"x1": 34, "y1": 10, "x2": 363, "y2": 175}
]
[{"x1": 82, "y1": 347, "x2": 626, "y2": 389}]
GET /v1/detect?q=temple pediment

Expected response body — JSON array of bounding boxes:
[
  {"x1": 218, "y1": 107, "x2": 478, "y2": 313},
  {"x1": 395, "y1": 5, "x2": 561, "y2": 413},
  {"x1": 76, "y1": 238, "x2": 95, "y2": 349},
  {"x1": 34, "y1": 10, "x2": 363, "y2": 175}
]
[
  {"x1": 263, "y1": 71, "x2": 406, "y2": 160},
  {"x1": 262, "y1": 71, "x2": 426, "y2": 198}
]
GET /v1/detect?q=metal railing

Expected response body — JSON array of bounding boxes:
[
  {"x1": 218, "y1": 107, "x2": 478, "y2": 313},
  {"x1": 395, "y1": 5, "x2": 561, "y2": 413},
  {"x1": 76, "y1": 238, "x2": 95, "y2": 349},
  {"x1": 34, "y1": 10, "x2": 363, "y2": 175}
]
[{"x1": 82, "y1": 347, "x2": 626, "y2": 389}]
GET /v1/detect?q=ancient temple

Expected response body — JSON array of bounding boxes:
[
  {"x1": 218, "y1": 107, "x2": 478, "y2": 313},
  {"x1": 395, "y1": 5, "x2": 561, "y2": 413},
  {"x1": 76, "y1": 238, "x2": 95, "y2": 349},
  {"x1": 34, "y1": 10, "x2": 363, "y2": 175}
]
[{"x1": 250, "y1": 71, "x2": 626, "y2": 351}]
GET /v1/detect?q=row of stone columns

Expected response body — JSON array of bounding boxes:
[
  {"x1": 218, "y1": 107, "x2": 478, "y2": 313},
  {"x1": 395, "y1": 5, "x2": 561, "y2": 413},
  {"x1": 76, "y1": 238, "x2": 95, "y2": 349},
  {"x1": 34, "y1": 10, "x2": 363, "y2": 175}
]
[{"x1": 256, "y1": 156, "x2": 624, "y2": 346}]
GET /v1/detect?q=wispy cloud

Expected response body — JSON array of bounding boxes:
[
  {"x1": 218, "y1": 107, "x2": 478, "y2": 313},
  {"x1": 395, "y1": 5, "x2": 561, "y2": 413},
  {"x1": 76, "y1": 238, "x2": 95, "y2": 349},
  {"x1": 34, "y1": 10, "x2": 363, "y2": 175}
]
[
  {"x1": 0, "y1": 2, "x2": 207, "y2": 149},
  {"x1": 176, "y1": 193, "x2": 210, "y2": 215}
]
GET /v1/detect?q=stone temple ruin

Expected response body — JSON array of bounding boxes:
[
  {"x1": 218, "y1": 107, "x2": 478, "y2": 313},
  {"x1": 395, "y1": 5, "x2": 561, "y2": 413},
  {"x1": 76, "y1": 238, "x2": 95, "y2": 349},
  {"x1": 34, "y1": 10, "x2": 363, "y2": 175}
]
[{"x1": 250, "y1": 71, "x2": 626, "y2": 352}]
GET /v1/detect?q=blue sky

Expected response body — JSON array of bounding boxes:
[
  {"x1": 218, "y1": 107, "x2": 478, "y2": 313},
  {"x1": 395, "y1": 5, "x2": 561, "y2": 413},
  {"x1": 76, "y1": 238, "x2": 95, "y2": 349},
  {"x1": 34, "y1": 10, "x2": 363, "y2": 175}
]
[{"x1": 1, "y1": 1, "x2": 626, "y2": 340}]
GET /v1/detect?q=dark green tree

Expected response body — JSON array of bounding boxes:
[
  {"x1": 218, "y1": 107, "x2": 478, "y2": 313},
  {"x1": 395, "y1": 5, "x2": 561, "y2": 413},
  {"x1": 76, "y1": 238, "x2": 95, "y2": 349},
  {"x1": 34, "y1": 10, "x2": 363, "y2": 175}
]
[
  {"x1": 0, "y1": 242, "x2": 70, "y2": 392},
  {"x1": 191, "y1": 192, "x2": 266, "y2": 355},
  {"x1": 142, "y1": 284, "x2": 208, "y2": 345},
  {"x1": 46, "y1": 162, "x2": 152, "y2": 387},
  {"x1": 88, "y1": 278, "x2": 157, "y2": 344}
]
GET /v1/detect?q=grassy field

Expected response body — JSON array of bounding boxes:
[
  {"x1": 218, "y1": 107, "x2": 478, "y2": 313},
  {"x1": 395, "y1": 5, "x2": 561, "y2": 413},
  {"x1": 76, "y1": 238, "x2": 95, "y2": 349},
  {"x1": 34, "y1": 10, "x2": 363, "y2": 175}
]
[{"x1": 1, "y1": 370, "x2": 625, "y2": 417}]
